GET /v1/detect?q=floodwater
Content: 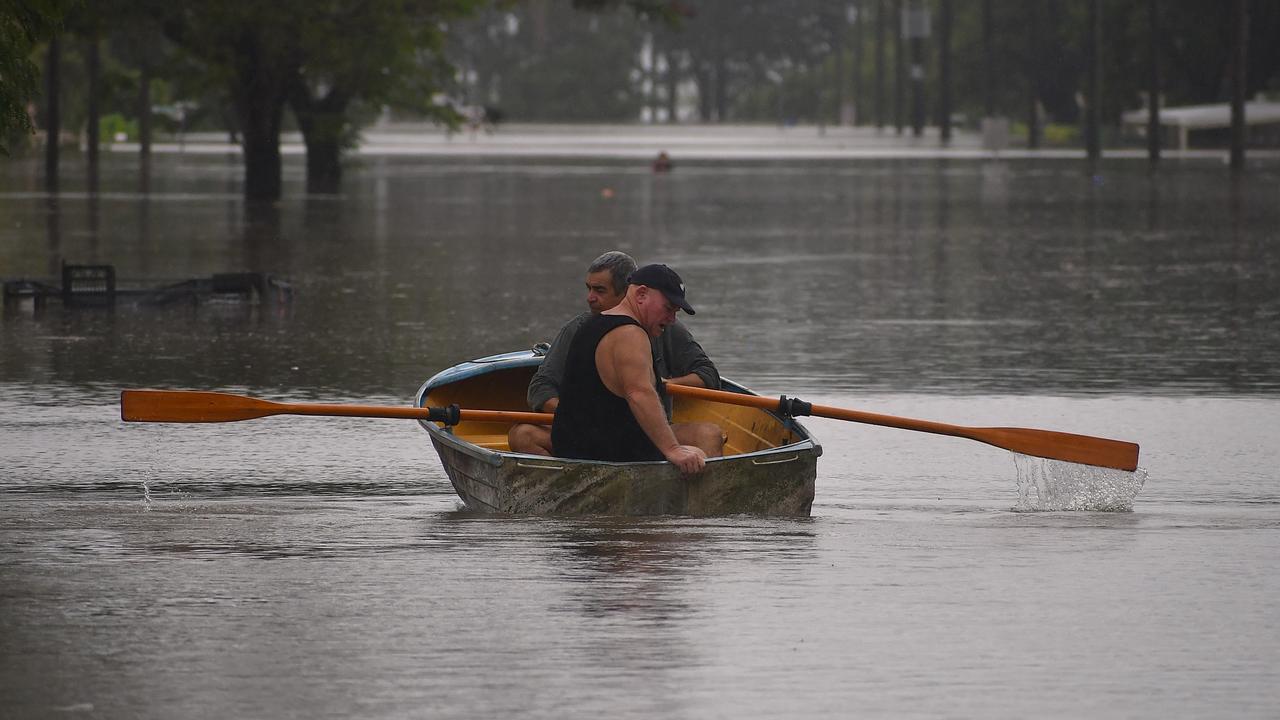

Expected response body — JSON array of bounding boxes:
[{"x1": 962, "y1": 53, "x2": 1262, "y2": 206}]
[{"x1": 2, "y1": 146, "x2": 1278, "y2": 718}]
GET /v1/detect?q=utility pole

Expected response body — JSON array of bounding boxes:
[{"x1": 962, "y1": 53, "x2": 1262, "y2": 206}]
[
  {"x1": 982, "y1": 0, "x2": 993, "y2": 118},
  {"x1": 894, "y1": 0, "x2": 904, "y2": 135},
  {"x1": 905, "y1": 0, "x2": 928, "y2": 138},
  {"x1": 835, "y1": 7, "x2": 846, "y2": 127},
  {"x1": 1146, "y1": 0, "x2": 1160, "y2": 166},
  {"x1": 875, "y1": 0, "x2": 885, "y2": 129},
  {"x1": 1026, "y1": 2, "x2": 1040, "y2": 150},
  {"x1": 1230, "y1": 0, "x2": 1248, "y2": 172},
  {"x1": 852, "y1": 2, "x2": 863, "y2": 126},
  {"x1": 938, "y1": 0, "x2": 952, "y2": 144},
  {"x1": 1085, "y1": 0, "x2": 1102, "y2": 164}
]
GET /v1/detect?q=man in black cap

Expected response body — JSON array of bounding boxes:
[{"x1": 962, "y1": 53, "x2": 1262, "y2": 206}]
[
  {"x1": 509, "y1": 252, "x2": 719, "y2": 456},
  {"x1": 551, "y1": 264, "x2": 722, "y2": 474}
]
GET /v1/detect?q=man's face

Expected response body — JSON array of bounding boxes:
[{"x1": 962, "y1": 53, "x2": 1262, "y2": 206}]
[
  {"x1": 635, "y1": 286, "x2": 679, "y2": 338},
  {"x1": 585, "y1": 270, "x2": 624, "y2": 314}
]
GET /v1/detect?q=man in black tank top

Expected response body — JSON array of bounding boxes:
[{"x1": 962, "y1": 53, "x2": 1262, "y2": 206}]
[{"x1": 551, "y1": 264, "x2": 717, "y2": 474}]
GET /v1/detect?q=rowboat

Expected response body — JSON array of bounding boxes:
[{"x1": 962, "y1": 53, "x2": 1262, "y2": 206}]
[{"x1": 415, "y1": 350, "x2": 821, "y2": 516}]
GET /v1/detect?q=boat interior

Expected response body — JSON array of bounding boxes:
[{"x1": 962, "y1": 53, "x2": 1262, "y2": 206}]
[{"x1": 422, "y1": 365, "x2": 803, "y2": 457}]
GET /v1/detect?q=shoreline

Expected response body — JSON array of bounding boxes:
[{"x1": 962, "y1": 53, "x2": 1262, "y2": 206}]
[{"x1": 88, "y1": 122, "x2": 1274, "y2": 162}]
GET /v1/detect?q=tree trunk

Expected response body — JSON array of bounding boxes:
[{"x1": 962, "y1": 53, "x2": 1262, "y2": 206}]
[
  {"x1": 231, "y1": 36, "x2": 291, "y2": 201},
  {"x1": 241, "y1": 121, "x2": 283, "y2": 201},
  {"x1": 45, "y1": 35, "x2": 61, "y2": 193},
  {"x1": 714, "y1": 55, "x2": 728, "y2": 122},
  {"x1": 138, "y1": 61, "x2": 152, "y2": 170},
  {"x1": 292, "y1": 85, "x2": 350, "y2": 195},
  {"x1": 664, "y1": 50, "x2": 678, "y2": 123},
  {"x1": 696, "y1": 63, "x2": 713, "y2": 123},
  {"x1": 86, "y1": 37, "x2": 100, "y2": 193}
]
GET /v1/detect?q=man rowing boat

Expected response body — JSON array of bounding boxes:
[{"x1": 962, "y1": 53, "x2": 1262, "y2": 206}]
[
  {"x1": 508, "y1": 251, "x2": 720, "y2": 457},
  {"x1": 551, "y1": 264, "x2": 721, "y2": 474}
]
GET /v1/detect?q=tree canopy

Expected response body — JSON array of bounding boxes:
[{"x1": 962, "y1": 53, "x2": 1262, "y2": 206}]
[{"x1": 0, "y1": 0, "x2": 76, "y2": 154}]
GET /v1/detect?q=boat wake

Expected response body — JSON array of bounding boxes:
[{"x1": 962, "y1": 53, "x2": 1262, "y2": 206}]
[{"x1": 1012, "y1": 454, "x2": 1148, "y2": 512}]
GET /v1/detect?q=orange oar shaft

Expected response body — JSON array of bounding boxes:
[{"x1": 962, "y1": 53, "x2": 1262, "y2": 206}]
[
  {"x1": 120, "y1": 389, "x2": 552, "y2": 425},
  {"x1": 664, "y1": 383, "x2": 1139, "y2": 472}
]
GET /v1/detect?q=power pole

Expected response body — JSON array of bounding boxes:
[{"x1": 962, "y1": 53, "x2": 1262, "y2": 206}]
[
  {"x1": 938, "y1": 0, "x2": 952, "y2": 144},
  {"x1": 1085, "y1": 0, "x2": 1102, "y2": 164},
  {"x1": 894, "y1": 0, "x2": 904, "y2": 135},
  {"x1": 905, "y1": 0, "x2": 928, "y2": 138},
  {"x1": 835, "y1": 8, "x2": 846, "y2": 127},
  {"x1": 852, "y1": 1, "x2": 863, "y2": 126},
  {"x1": 1230, "y1": 0, "x2": 1248, "y2": 172},
  {"x1": 1146, "y1": 0, "x2": 1160, "y2": 166},
  {"x1": 1026, "y1": 2, "x2": 1040, "y2": 149},
  {"x1": 875, "y1": 0, "x2": 886, "y2": 129},
  {"x1": 982, "y1": 0, "x2": 993, "y2": 118}
]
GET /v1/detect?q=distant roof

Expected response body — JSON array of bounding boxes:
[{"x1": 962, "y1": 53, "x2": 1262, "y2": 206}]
[{"x1": 1122, "y1": 101, "x2": 1280, "y2": 129}]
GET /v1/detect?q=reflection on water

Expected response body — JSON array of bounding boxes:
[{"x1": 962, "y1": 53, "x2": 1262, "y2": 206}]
[
  {"x1": 2, "y1": 153, "x2": 1278, "y2": 398},
  {"x1": 3, "y1": 153, "x2": 1280, "y2": 719}
]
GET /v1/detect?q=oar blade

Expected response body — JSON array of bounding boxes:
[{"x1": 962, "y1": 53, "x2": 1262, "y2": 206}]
[
  {"x1": 979, "y1": 427, "x2": 1140, "y2": 472},
  {"x1": 120, "y1": 390, "x2": 281, "y2": 423}
]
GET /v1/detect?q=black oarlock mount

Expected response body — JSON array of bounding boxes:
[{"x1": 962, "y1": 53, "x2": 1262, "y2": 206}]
[
  {"x1": 777, "y1": 395, "x2": 813, "y2": 418},
  {"x1": 428, "y1": 404, "x2": 462, "y2": 425}
]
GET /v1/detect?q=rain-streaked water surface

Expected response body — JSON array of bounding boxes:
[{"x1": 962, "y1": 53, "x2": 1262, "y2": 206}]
[{"x1": 2, "y1": 149, "x2": 1278, "y2": 719}]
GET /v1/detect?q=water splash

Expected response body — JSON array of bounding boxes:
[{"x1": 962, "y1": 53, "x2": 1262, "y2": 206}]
[
  {"x1": 1012, "y1": 454, "x2": 1148, "y2": 512},
  {"x1": 140, "y1": 479, "x2": 154, "y2": 511}
]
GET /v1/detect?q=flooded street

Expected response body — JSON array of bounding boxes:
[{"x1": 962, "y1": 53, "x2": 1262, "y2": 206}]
[{"x1": 2, "y1": 143, "x2": 1278, "y2": 718}]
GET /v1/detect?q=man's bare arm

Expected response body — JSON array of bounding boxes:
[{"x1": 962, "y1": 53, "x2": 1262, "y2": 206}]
[{"x1": 600, "y1": 326, "x2": 705, "y2": 473}]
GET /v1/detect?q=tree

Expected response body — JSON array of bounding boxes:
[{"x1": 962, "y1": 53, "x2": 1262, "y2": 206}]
[
  {"x1": 150, "y1": 0, "x2": 480, "y2": 200},
  {"x1": 290, "y1": 0, "x2": 475, "y2": 193},
  {"x1": 1, "y1": 0, "x2": 75, "y2": 154}
]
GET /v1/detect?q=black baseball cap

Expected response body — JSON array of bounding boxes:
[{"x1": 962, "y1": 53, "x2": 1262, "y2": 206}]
[{"x1": 628, "y1": 263, "x2": 695, "y2": 315}]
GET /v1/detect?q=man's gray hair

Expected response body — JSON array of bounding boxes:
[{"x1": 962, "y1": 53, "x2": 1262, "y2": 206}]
[{"x1": 587, "y1": 251, "x2": 637, "y2": 296}]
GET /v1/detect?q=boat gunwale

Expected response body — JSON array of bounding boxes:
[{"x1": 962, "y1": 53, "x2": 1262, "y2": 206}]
[
  {"x1": 425, "y1": 421, "x2": 820, "y2": 469},
  {"x1": 415, "y1": 350, "x2": 822, "y2": 465}
]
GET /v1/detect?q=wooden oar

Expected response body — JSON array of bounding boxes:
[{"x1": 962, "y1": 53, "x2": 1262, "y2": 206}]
[
  {"x1": 664, "y1": 383, "x2": 1140, "y2": 472},
  {"x1": 120, "y1": 389, "x2": 553, "y2": 426}
]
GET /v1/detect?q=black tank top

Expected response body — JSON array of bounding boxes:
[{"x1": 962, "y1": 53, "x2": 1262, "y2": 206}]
[{"x1": 551, "y1": 314, "x2": 664, "y2": 462}]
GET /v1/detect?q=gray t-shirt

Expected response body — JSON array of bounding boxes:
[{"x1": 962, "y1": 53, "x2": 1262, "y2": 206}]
[{"x1": 527, "y1": 312, "x2": 719, "y2": 415}]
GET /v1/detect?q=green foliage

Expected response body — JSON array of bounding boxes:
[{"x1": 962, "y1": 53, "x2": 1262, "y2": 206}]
[
  {"x1": 98, "y1": 111, "x2": 136, "y2": 142},
  {"x1": 0, "y1": 0, "x2": 77, "y2": 154}
]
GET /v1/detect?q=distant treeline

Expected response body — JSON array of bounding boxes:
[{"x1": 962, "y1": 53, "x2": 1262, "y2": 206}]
[
  {"x1": 453, "y1": 1, "x2": 1279, "y2": 132},
  {"x1": 4, "y1": 1, "x2": 1278, "y2": 198}
]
